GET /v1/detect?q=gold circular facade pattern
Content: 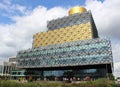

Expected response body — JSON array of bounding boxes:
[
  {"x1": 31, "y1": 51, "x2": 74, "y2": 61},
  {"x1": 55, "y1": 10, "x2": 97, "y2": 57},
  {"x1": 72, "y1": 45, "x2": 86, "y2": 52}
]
[{"x1": 69, "y1": 6, "x2": 87, "y2": 15}]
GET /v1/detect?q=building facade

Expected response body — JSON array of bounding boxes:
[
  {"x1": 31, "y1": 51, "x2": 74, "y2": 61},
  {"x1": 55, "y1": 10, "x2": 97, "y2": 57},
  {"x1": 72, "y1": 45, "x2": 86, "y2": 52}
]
[
  {"x1": 17, "y1": 7, "x2": 113, "y2": 81},
  {"x1": 0, "y1": 62, "x2": 4, "y2": 76},
  {"x1": 0, "y1": 61, "x2": 17, "y2": 76}
]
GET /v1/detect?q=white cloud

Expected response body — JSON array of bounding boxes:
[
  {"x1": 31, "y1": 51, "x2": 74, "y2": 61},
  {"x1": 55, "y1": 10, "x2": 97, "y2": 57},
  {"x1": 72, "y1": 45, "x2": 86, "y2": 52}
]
[
  {"x1": 111, "y1": 40, "x2": 120, "y2": 77},
  {"x1": 85, "y1": 0, "x2": 120, "y2": 39},
  {"x1": 11, "y1": 4, "x2": 26, "y2": 14},
  {"x1": 114, "y1": 62, "x2": 120, "y2": 77},
  {"x1": 0, "y1": 6, "x2": 67, "y2": 61},
  {"x1": 0, "y1": 1, "x2": 26, "y2": 17},
  {"x1": 111, "y1": 40, "x2": 120, "y2": 62},
  {"x1": 85, "y1": 0, "x2": 120, "y2": 77}
]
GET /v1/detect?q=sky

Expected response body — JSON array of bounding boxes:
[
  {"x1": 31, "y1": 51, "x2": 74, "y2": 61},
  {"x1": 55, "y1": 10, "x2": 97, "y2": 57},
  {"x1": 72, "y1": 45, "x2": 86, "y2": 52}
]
[{"x1": 0, "y1": 0, "x2": 120, "y2": 77}]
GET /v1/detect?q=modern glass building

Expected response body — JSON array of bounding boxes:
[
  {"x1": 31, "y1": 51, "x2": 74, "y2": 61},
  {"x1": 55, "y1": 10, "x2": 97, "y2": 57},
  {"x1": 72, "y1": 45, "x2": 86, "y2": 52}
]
[{"x1": 17, "y1": 6, "x2": 113, "y2": 81}]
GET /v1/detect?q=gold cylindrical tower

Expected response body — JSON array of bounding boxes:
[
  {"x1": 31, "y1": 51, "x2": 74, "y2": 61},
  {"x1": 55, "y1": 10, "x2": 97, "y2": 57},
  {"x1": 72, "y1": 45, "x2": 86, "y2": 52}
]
[{"x1": 69, "y1": 6, "x2": 87, "y2": 15}]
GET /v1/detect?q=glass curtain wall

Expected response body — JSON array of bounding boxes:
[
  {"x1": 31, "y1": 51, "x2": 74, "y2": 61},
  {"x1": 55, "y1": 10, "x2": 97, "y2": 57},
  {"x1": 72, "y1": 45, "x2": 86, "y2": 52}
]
[{"x1": 25, "y1": 68, "x2": 107, "y2": 81}]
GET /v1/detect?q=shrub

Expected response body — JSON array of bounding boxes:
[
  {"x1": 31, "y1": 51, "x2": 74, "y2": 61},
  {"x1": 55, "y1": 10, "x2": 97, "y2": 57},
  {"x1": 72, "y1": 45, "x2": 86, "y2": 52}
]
[
  {"x1": 0, "y1": 80, "x2": 19, "y2": 87},
  {"x1": 0, "y1": 78, "x2": 117, "y2": 87}
]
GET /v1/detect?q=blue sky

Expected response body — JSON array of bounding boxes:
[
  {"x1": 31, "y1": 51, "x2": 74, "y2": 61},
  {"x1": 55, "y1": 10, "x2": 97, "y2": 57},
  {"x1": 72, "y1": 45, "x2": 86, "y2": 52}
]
[
  {"x1": 11, "y1": 0, "x2": 85, "y2": 9},
  {"x1": 0, "y1": 0, "x2": 86, "y2": 24},
  {"x1": 0, "y1": 0, "x2": 105, "y2": 24},
  {"x1": 0, "y1": 0, "x2": 120, "y2": 77}
]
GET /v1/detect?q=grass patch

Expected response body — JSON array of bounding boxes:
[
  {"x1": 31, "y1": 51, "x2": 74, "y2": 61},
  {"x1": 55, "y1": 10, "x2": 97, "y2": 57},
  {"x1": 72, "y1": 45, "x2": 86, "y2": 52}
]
[{"x1": 0, "y1": 78, "x2": 117, "y2": 87}]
